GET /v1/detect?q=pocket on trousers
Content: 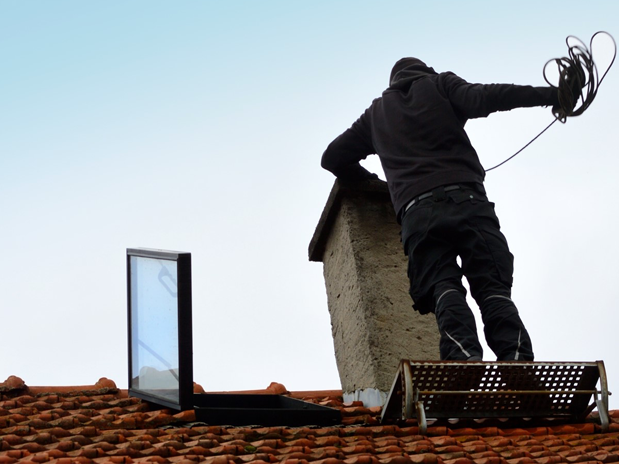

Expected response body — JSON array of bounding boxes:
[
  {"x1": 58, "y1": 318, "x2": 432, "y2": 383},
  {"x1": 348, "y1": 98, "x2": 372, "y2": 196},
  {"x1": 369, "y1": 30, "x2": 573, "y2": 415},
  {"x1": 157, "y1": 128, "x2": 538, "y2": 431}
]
[
  {"x1": 477, "y1": 221, "x2": 515, "y2": 287},
  {"x1": 492, "y1": 250, "x2": 514, "y2": 287},
  {"x1": 401, "y1": 205, "x2": 432, "y2": 254},
  {"x1": 449, "y1": 190, "x2": 483, "y2": 204}
]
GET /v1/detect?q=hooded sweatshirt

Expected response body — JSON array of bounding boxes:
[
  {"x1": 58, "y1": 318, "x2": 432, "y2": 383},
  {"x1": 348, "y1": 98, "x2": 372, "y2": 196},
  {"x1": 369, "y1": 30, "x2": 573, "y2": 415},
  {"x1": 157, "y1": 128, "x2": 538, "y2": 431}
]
[{"x1": 321, "y1": 58, "x2": 559, "y2": 221}]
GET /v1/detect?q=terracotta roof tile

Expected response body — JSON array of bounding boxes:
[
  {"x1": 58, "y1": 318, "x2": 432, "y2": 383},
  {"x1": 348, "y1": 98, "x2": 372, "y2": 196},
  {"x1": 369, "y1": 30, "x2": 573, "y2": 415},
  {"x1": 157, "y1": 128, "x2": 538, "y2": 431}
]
[{"x1": 2, "y1": 377, "x2": 619, "y2": 464}]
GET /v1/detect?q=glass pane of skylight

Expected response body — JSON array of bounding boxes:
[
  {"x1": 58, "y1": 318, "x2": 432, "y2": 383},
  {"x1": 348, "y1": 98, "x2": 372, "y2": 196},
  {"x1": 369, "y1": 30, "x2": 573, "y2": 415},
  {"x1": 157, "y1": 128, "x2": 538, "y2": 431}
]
[{"x1": 130, "y1": 255, "x2": 180, "y2": 403}]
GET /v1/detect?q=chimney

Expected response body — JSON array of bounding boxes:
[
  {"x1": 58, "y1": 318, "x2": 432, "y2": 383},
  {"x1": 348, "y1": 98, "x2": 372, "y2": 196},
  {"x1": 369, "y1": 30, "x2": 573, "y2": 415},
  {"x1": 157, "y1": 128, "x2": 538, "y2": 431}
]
[{"x1": 309, "y1": 179, "x2": 440, "y2": 406}]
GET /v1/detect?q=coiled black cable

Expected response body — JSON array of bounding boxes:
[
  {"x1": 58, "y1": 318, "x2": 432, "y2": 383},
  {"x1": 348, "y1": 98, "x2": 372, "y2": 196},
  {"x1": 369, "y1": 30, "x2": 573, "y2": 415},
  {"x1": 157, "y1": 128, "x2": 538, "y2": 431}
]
[{"x1": 485, "y1": 31, "x2": 616, "y2": 172}]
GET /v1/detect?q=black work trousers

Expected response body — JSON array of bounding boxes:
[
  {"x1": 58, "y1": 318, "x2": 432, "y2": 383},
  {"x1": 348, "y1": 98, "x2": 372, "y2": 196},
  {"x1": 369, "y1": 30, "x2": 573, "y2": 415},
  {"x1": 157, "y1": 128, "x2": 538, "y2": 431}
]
[{"x1": 400, "y1": 184, "x2": 534, "y2": 361}]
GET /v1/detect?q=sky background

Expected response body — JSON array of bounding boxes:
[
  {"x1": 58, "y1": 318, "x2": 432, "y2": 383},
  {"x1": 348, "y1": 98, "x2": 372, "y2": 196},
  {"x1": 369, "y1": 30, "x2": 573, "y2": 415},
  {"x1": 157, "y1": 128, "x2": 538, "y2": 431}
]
[{"x1": 2, "y1": 1, "x2": 618, "y2": 407}]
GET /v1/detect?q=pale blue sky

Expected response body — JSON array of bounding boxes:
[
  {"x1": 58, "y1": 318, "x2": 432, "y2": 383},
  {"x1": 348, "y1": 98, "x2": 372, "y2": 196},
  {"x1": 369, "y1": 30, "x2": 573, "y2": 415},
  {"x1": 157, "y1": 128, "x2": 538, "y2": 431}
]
[{"x1": 2, "y1": 1, "x2": 618, "y2": 406}]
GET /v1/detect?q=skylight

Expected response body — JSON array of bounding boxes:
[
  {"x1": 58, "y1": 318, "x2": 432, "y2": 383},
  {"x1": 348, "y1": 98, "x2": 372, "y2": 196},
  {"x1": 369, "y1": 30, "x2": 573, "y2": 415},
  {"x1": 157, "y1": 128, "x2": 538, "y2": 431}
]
[{"x1": 127, "y1": 248, "x2": 193, "y2": 410}]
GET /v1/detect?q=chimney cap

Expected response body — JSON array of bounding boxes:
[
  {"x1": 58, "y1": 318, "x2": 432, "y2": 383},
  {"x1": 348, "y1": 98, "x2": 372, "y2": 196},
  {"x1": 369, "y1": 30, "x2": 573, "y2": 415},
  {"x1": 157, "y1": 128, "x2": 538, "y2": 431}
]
[{"x1": 308, "y1": 178, "x2": 390, "y2": 262}]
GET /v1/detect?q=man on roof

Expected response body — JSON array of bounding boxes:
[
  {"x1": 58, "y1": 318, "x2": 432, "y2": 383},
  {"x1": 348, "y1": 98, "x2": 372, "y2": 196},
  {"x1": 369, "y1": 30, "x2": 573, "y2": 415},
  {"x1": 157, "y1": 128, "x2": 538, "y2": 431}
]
[{"x1": 321, "y1": 57, "x2": 569, "y2": 361}]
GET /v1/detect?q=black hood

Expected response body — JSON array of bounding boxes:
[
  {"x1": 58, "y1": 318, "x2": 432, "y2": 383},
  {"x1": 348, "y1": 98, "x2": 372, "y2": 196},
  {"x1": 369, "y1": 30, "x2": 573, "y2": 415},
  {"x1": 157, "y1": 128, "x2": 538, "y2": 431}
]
[{"x1": 388, "y1": 57, "x2": 437, "y2": 90}]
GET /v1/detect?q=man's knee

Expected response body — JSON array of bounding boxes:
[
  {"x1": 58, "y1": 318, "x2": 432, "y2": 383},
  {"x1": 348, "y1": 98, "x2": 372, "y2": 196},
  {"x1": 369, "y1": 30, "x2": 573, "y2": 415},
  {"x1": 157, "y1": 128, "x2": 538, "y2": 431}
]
[
  {"x1": 479, "y1": 293, "x2": 517, "y2": 321},
  {"x1": 433, "y1": 280, "x2": 466, "y2": 306}
]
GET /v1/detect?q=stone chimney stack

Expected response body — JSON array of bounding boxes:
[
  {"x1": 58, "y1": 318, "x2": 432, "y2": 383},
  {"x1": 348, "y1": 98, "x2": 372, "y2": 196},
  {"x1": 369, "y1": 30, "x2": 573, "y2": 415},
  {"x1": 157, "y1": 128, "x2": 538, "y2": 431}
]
[{"x1": 309, "y1": 179, "x2": 440, "y2": 406}]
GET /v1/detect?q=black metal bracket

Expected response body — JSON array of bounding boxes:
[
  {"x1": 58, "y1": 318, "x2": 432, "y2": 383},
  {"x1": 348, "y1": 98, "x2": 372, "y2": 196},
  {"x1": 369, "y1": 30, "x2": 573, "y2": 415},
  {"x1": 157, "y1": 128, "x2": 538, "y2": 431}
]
[{"x1": 193, "y1": 393, "x2": 341, "y2": 426}]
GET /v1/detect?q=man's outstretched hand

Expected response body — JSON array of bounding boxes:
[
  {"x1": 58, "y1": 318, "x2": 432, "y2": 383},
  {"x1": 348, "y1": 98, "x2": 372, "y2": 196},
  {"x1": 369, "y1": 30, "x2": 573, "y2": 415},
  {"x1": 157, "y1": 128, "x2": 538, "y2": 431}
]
[{"x1": 553, "y1": 62, "x2": 586, "y2": 120}]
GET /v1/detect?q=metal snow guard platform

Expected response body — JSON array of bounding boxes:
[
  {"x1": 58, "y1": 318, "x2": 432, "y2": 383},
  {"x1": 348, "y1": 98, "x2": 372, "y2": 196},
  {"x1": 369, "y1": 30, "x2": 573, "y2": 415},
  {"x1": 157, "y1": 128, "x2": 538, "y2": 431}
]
[{"x1": 381, "y1": 360, "x2": 610, "y2": 433}]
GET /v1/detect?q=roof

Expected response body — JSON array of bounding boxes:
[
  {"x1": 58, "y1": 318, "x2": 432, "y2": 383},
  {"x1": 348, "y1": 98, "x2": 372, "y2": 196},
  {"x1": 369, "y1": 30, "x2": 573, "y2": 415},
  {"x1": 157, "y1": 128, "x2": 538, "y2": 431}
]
[{"x1": 2, "y1": 375, "x2": 619, "y2": 464}]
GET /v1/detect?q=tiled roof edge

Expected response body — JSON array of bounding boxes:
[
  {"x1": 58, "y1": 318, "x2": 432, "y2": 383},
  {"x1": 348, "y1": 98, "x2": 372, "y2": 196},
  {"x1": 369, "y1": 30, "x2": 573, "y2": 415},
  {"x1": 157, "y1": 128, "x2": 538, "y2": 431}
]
[{"x1": 1, "y1": 376, "x2": 342, "y2": 401}]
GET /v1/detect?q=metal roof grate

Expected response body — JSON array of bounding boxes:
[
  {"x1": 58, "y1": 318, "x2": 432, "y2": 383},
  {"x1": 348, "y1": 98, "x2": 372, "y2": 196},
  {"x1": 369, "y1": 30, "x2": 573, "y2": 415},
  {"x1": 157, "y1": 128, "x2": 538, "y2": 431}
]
[{"x1": 381, "y1": 360, "x2": 610, "y2": 434}]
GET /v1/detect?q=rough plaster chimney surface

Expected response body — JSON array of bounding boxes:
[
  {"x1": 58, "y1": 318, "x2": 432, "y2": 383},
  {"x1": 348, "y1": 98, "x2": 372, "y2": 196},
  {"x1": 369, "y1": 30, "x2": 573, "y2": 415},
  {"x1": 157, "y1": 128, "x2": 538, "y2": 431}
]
[{"x1": 309, "y1": 180, "x2": 440, "y2": 407}]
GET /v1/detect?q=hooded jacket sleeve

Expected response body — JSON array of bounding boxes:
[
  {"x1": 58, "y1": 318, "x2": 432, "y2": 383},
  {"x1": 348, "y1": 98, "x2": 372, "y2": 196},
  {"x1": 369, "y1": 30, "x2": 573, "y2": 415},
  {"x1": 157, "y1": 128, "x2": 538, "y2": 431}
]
[
  {"x1": 321, "y1": 109, "x2": 378, "y2": 181},
  {"x1": 439, "y1": 72, "x2": 560, "y2": 120}
]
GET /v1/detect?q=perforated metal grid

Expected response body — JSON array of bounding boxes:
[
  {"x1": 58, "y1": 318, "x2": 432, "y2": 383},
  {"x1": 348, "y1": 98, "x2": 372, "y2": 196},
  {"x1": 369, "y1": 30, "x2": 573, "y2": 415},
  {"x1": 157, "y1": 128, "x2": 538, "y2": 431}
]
[{"x1": 408, "y1": 361, "x2": 600, "y2": 419}]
